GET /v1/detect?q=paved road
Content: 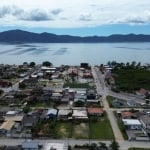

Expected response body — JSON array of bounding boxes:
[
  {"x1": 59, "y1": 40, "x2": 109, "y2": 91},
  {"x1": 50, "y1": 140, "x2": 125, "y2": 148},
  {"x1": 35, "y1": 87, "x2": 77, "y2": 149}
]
[
  {"x1": 1, "y1": 138, "x2": 150, "y2": 150},
  {"x1": 92, "y1": 67, "x2": 124, "y2": 141}
]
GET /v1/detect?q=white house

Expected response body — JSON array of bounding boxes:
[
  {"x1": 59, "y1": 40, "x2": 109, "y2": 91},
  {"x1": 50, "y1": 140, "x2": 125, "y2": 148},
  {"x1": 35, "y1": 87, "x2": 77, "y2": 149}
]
[{"x1": 122, "y1": 119, "x2": 142, "y2": 130}]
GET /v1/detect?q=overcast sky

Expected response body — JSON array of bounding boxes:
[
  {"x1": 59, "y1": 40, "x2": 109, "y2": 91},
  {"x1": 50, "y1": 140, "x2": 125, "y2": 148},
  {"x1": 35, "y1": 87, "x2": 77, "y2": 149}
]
[{"x1": 0, "y1": 0, "x2": 150, "y2": 36}]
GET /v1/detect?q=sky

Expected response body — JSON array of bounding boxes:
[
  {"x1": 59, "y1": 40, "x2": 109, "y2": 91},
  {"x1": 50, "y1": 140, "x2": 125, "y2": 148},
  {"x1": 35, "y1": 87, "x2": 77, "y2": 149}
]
[{"x1": 0, "y1": 0, "x2": 150, "y2": 36}]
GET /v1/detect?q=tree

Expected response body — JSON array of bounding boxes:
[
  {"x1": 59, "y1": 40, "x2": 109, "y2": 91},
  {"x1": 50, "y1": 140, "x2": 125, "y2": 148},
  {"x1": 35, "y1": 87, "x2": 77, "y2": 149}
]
[
  {"x1": 109, "y1": 140, "x2": 119, "y2": 150},
  {"x1": 30, "y1": 62, "x2": 36, "y2": 67},
  {"x1": 23, "y1": 62, "x2": 28, "y2": 66},
  {"x1": 99, "y1": 142, "x2": 108, "y2": 150},
  {"x1": 0, "y1": 90, "x2": 4, "y2": 96},
  {"x1": 42, "y1": 61, "x2": 52, "y2": 67},
  {"x1": 23, "y1": 106, "x2": 30, "y2": 114},
  {"x1": 74, "y1": 100, "x2": 84, "y2": 107}
]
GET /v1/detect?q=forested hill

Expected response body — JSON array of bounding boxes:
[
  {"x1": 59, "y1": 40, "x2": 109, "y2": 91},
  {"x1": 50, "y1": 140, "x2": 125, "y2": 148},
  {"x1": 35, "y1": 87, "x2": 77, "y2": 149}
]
[{"x1": 0, "y1": 29, "x2": 150, "y2": 43}]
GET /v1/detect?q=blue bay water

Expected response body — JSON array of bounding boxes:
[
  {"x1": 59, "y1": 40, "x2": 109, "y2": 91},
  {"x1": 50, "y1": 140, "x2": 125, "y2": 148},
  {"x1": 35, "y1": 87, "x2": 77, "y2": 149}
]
[{"x1": 0, "y1": 43, "x2": 150, "y2": 66}]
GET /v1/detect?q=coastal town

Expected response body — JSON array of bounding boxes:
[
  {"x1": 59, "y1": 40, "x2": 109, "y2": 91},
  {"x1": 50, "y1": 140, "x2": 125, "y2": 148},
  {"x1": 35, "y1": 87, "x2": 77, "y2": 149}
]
[{"x1": 0, "y1": 61, "x2": 149, "y2": 150}]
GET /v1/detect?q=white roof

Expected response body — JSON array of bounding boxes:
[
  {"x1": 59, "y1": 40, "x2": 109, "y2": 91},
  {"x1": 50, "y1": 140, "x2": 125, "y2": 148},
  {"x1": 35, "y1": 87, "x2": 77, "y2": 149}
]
[
  {"x1": 47, "y1": 109, "x2": 57, "y2": 115},
  {"x1": 6, "y1": 111, "x2": 17, "y2": 115},
  {"x1": 122, "y1": 119, "x2": 141, "y2": 125},
  {"x1": 52, "y1": 93, "x2": 62, "y2": 97},
  {"x1": 31, "y1": 74, "x2": 37, "y2": 78},
  {"x1": 41, "y1": 66, "x2": 56, "y2": 70},
  {"x1": 44, "y1": 143, "x2": 64, "y2": 150},
  {"x1": 58, "y1": 109, "x2": 72, "y2": 116},
  {"x1": 76, "y1": 90, "x2": 86, "y2": 94},
  {"x1": 72, "y1": 109, "x2": 88, "y2": 118}
]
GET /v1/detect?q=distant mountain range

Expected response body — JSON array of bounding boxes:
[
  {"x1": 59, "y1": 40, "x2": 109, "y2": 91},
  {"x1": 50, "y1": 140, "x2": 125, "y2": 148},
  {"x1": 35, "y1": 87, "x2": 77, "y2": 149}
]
[{"x1": 0, "y1": 29, "x2": 150, "y2": 43}]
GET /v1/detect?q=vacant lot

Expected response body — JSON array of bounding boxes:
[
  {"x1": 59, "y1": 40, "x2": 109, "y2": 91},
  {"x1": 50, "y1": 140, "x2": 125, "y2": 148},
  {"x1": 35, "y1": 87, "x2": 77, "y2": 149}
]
[
  {"x1": 72, "y1": 122, "x2": 89, "y2": 139},
  {"x1": 89, "y1": 114, "x2": 114, "y2": 139},
  {"x1": 55, "y1": 121, "x2": 71, "y2": 138}
]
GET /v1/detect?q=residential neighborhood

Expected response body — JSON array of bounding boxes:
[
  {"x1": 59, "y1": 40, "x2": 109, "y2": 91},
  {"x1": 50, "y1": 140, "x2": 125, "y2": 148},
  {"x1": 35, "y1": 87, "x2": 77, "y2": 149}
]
[{"x1": 0, "y1": 61, "x2": 150, "y2": 150}]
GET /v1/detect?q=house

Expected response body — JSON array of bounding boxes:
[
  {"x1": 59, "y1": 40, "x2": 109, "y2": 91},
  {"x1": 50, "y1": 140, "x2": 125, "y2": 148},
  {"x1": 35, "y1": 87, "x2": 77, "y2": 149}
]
[
  {"x1": 0, "y1": 80, "x2": 12, "y2": 87},
  {"x1": 57, "y1": 109, "x2": 72, "y2": 120},
  {"x1": 74, "y1": 90, "x2": 87, "y2": 102},
  {"x1": 22, "y1": 112, "x2": 40, "y2": 128},
  {"x1": 86, "y1": 89, "x2": 97, "y2": 99},
  {"x1": 51, "y1": 92, "x2": 62, "y2": 101},
  {"x1": 112, "y1": 99, "x2": 126, "y2": 108},
  {"x1": 0, "y1": 120, "x2": 15, "y2": 137},
  {"x1": 22, "y1": 140, "x2": 39, "y2": 150},
  {"x1": 72, "y1": 109, "x2": 88, "y2": 120},
  {"x1": 6, "y1": 110, "x2": 18, "y2": 116},
  {"x1": 0, "y1": 115, "x2": 24, "y2": 137},
  {"x1": 87, "y1": 108, "x2": 104, "y2": 116},
  {"x1": 122, "y1": 119, "x2": 142, "y2": 130},
  {"x1": 4, "y1": 146, "x2": 20, "y2": 150},
  {"x1": 83, "y1": 71, "x2": 92, "y2": 78},
  {"x1": 127, "y1": 99, "x2": 138, "y2": 107},
  {"x1": 44, "y1": 142, "x2": 66, "y2": 150},
  {"x1": 136, "y1": 88, "x2": 147, "y2": 99},
  {"x1": 5, "y1": 115, "x2": 23, "y2": 136},
  {"x1": 121, "y1": 111, "x2": 136, "y2": 119},
  {"x1": 20, "y1": 78, "x2": 38, "y2": 88},
  {"x1": 46, "y1": 108, "x2": 58, "y2": 119},
  {"x1": 61, "y1": 94, "x2": 69, "y2": 104},
  {"x1": 0, "y1": 107, "x2": 11, "y2": 116},
  {"x1": 41, "y1": 66, "x2": 56, "y2": 73}
]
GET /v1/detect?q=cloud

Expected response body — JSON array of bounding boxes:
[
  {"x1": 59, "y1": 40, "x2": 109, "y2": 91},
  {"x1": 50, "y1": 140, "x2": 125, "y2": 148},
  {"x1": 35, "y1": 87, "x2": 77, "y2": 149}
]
[
  {"x1": 0, "y1": 6, "x2": 10, "y2": 17},
  {"x1": 51, "y1": 9, "x2": 62, "y2": 15},
  {"x1": 79, "y1": 14, "x2": 92, "y2": 21},
  {"x1": 20, "y1": 9, "x2": 53, "y2": 21},
  {"x1": 0, "y1": 0, "x2": 150, "y2": 28}
]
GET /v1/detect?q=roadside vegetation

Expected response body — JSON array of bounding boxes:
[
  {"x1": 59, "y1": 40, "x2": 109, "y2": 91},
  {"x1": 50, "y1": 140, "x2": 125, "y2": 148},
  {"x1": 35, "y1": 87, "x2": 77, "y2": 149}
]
[
  {"x1": 0, "y1": 89, "x2": 4, "y2": 96},
  {"x1": 106, "y1": 96, "x2": 114, "y2": 108},
  {"x1": 72, "y1": 140, "x2": 119, "y2": 150},
  {"x1": 113, "y1": 111, "x2": 128, "y2": 140}
]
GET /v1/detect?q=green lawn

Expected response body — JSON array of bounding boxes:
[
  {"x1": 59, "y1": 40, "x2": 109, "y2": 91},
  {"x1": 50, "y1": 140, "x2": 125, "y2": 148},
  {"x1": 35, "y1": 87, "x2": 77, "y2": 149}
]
[
  {"x1": 55, "y1": 121, "x2": 72, "y2": 138},
  {"x1": 89, "y1": 114, "x2": 114, "y2": 139}
]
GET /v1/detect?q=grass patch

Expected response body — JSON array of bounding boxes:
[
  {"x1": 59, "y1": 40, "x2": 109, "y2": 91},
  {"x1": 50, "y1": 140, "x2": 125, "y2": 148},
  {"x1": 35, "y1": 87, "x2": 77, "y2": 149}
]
[
  {"x1": 33, "y1": 119, "x2": 56, "y2": 137},
  {"x1": 72, "y1": 122, "x2": 89, "y2": 139},
  {"x1": 89, "y1": 114, "x2": 114, "y2": 139},
  {"x1": 106, "y1": 96, "x2": 114, "y2": 108},
  {"x1": 55, "y1": 121, "x2": 72, "y2": 138},
  {"x1": 114, "y1": 111, "x2": 128, "y2": 140}
]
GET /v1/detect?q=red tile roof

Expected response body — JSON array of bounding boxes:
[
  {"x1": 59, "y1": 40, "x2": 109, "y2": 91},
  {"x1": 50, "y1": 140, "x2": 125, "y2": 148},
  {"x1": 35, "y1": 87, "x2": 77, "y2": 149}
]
[
  {"x1": 121, "y1": 111, "x2": 134, "y2": 118},
  {"x1": 88, "y1": 108, "x2": 104, "y2": 114}
]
